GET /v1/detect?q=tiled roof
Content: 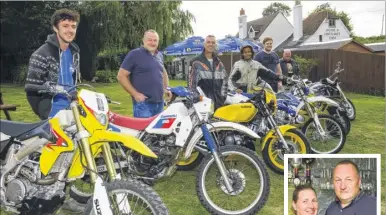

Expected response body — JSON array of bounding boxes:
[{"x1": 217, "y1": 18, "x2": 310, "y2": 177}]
[
  {"x1": 303, "y1": 10, "x2": 338, "y2": 36},
  {"x1": 236, "y1": 14, "x2": 277, "y2": 39}
]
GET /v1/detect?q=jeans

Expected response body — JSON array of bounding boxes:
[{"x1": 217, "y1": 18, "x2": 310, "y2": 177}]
[{"x1": 133, "y1": 101, "x2": 164, "y2": 118}]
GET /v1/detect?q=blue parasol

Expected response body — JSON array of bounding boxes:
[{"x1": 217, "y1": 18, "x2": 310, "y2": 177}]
[{"x1": 163, "y1": 36, "x2": 231, "y2": 56}]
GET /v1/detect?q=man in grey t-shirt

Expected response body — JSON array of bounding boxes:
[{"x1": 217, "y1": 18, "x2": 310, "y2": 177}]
[{"x1": 325, "y1": 160, "x2": 376, "y2": 215}]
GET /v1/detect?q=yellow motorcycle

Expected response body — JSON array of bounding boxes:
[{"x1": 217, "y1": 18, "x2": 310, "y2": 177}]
[
  {"x1": 177, "y1": 81, "x2": 310, "y2": 174},
  {"x1": 0, "y1": 83, "x2": 168, "y2": 215}
]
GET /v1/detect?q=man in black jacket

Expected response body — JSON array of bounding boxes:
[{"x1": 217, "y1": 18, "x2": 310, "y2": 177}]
[
  {"x1": 188, "y1": 35, "x2": 228, "y2": 110},
  {"x1": 279, "y1": 49, "x2": 299, "y2": 84},
  {"x1": 25, "y1": 8, "x2": 81, "y2": 120}
]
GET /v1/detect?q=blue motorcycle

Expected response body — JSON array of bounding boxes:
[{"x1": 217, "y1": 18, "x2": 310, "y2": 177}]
[{"x1": 274, "y1": 77, "x2": 347, "y2": 154}]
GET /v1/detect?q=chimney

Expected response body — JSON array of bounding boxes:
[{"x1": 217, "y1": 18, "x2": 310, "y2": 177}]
[
  {"x1": 240, "y1": 8, "x2": 245, "y2": 15},
  {"x1": 238, "y1": 8, "x2": 248, "y2": 39},
  {"x1": 293, "y1": 1, "x2": 303, "y2": 41}
]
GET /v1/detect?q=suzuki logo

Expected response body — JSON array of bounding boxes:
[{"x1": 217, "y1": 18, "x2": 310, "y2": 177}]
[{"x1": 94, "y1": 199, "x2": 102, "y2": 215}]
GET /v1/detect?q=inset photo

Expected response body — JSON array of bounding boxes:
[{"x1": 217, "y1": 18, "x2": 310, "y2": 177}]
[{"x1": 284, "y1": 154, "x2": 380, "y2": 215}]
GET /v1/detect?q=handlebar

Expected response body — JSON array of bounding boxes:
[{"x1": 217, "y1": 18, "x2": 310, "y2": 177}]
[
  {"x1": 25, "y1": 82, "x2": 120, "y2": 104},
  {"x1": 105, "y1": 96, "x2": 121, "y2": 105}
]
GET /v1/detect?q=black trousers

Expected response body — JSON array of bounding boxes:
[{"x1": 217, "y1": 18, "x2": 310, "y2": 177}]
[
  {"x1": 268, "y1": 82, "x2": 278, "y2": 93},
  {"x1": 26, "y1": 92, "x2": 52, "y2": 120}
]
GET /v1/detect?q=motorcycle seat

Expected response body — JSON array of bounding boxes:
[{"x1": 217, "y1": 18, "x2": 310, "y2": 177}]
[
  {"x1": 108, "y1": 112, "x2": 158, "y2": 131},
  {"x1": 0, "y1": 119, "x2": 48, "y2": 138}
]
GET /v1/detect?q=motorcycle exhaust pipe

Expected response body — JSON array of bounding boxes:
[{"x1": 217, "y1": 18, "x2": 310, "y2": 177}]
[{"x1": 15, "y1": 137, "x2": 50, "y2": 161}]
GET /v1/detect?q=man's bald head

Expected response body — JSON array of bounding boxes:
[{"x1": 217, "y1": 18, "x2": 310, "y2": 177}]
[{"x1": 283, "y1": 49, "x2": 292, "y2": 60}]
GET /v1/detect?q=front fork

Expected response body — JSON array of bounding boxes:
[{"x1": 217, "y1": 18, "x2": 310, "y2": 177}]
[
  {"x1": 304, "y1": 102, "x2": 326, "y2": 136},
  {"x1": 266, "y1": 114, "x2": 290, "y2": 150},
  {"x1": 201, "y1": 124, "x2": 234, "y2": 193},
  {"x1": 71, "y1": 103, "x2": 130, "y2": 213}
]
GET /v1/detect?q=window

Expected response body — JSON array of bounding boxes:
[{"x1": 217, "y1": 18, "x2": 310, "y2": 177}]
[
  {"x1": 329, "y1": 19, "x2": 336, "y2": 27},
  {"x1": 248, "y1": 31, "x2": 255, "y2": 39},
  {"x1": 319, "y1": 35, "x2": 323, "y2": 42}
]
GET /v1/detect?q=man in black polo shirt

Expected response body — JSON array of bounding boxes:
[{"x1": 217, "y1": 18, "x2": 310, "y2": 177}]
[
  {"x1": 117, "y1": 29, "x2": 171, "y2": 118},
  {"x1": 325, "y1": 160, "x2": 376, "y2": 215}
]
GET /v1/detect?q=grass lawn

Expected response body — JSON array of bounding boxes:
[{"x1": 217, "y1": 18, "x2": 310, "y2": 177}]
[{"x1": 0, "y1": 80, "x2": 385, "y2": 215}]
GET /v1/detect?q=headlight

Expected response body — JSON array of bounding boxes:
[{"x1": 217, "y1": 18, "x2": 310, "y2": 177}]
[{"x1": 94, "y1": 112, "x2": 107, "y2": 125}]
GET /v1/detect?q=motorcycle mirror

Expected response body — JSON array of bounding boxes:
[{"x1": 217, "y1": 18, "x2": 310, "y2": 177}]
[{"x1": 336, "y1": 61, "x2": 341, "y2": 67}]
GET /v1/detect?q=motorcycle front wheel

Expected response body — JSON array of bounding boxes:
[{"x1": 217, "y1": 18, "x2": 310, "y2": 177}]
[
  {"x1": 342, "y1": 98, "x2": 356, "y2": 121},
  {"x1": 302, "y1": 114, "x2": 346, "y2": 154},
  {"x1": 262, "y1": 128, "x2": 310, "y2": 174},
  {"x1": 84, "y1": 179, "x2": 169, "y2": 215},
  {"x1": 196, "y1": 145, "x2": 270, "y2": 215},
  {"x1": 326, "y1": 106, "x2": 351, "y2": 135}
]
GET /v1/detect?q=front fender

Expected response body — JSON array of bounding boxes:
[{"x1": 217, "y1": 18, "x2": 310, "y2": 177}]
[
  {"x1": 295, "y1": 96, "x2": 339, "y2": 115},
  {"x1": 90, "y1": 130, "x2": 157, "y2": 158},
  {"x1": 261, "y1": 125, "x2": 297, "y2": 149},
  {"x1": 184, "y1": 121, "x2": 260, "y2": 159}
]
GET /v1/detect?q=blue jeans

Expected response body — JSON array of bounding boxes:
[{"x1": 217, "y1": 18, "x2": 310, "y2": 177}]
[{"x1": 133, "y1": 101, "x2": 164, "y2": 118}]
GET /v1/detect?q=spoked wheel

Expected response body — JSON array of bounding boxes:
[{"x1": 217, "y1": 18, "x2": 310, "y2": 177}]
[
  {"x1": 84, "y1": 179, "x2": 169, "y2": 215},
  {"x1": 196, "y1": 145, "x2": 270, "y2": 215},
  {"x1": 341, "y1": 99, "x2": 356, "y2": 121},
  {"x1": 302, "y1": 114, "x2": 346, "y2": 154},
  {"x1": 326, "y1": 106, "x2": 351, "y2": 135},
  {"x1": 262, "y1": 128, "x2": 310, "y2": 174}
]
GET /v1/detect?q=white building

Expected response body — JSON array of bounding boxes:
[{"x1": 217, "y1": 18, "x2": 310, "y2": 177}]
[
  {"x1": 235, "y1": 2, "x2": 353, "y2": 52},
  {"x1": 236, "y1": 8, "x2": 293, "y2": 50}
]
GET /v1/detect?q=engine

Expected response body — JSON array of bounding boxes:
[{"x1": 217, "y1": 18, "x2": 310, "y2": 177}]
[
  {"x1": 128, "y1": 134, "x2": 180, "y2": 180},
  {"x1": 1, "y1": 152, "x2": 67, "y2": 214},
  {"x1": 274, "y1": 109, "x2": 292, "y2": 125},
  {"x1": 217, "y1": 130, "x2": 256, "y2": 152}
]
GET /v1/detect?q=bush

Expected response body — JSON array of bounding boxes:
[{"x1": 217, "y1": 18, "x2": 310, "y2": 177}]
[
  {"x1": 94, "y1": 70, "x2": 118, "y2": 83},
  {"x1": 12, "y1": 64, "x2": 28, "y2": 85},
  {"x1": 293, "y1": 55, "x2": 319, "y2": 78},
  {"x1": 97, "y1": 54, "x2": 123, "y2": 71}
]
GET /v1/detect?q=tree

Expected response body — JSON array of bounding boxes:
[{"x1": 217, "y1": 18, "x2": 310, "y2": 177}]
[
  {"x1": 262, "y1": 2, "x2": 292, "y2": 17},
  {"x1": 353, "y1": 35, "x2": 386, "y2": 44},
  {"x1": 0, "y1": 1, "x2": 79, "y2": 81},
  {"x1": 0, "y1": 1, "x2": 195, "y2": 81},
  {"x1": 310, "y1": 3, "x2": 354, "y2": 36}
]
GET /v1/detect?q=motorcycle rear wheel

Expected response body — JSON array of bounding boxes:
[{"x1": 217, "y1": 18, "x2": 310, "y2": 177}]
[{"x1": 262, "y1": 128, "x2": 310, "y2": 175}]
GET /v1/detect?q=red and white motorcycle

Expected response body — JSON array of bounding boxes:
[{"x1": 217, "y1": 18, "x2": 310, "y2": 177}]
[{"x1": 72, "y1": 86, "x2": 271, "y2": 215}]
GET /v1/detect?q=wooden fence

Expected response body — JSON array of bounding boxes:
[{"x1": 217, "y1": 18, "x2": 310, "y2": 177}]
[{"x1": 218, "y1": 49, "x2": 385, "y2": 95}]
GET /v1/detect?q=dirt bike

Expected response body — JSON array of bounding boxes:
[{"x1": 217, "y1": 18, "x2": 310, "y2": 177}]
[
  {"x1": 204, "y1": 79, "x2": 311, "y2": 175},
  {"x1": 308, "y1": 61, "x2": 356, "y2": 121},
  {"x1": 0, "y1": 82, "x2": 168, "y2": 215},
  {"x1": 70, "y1": 86, "x2": 271, "y2": 215},
  {"x1": 276, "y1": 86, "x2": 351, "y2": 134},
  {"x1": 276, "y1": 77, "x2": 347, "y2": 154}
]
